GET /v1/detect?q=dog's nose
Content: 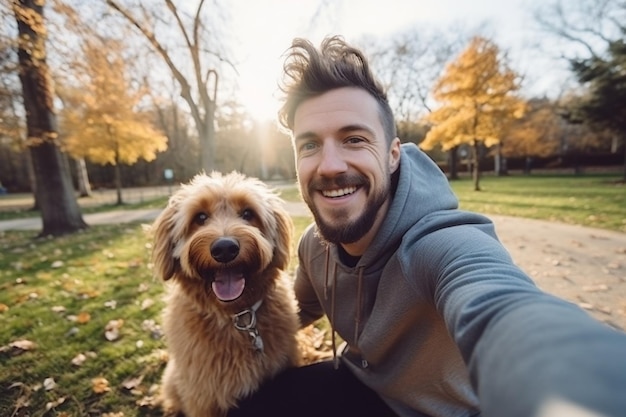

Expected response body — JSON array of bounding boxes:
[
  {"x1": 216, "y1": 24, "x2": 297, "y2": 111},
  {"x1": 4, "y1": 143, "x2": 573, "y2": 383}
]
[{"x1": 211, "y1": 237, "x2": 240, "y2": 263}]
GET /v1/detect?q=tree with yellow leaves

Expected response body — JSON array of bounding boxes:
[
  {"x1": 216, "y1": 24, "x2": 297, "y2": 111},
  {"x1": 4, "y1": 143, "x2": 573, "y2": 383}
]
[
  {"x1": 421, "y1": 36, "x2": 525, "y2": 190},
  {"x1": 59, "y1": 35, "x2": 167, "y2": 205},
  {"x1": 500, "y1": 98, "x2": 561, "y2": 174}
]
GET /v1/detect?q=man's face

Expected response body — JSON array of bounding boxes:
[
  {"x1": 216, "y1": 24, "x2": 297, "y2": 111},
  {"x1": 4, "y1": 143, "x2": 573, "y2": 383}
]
[{"x1": 292, "y1": 87, "x2": 400, "y2": 248}]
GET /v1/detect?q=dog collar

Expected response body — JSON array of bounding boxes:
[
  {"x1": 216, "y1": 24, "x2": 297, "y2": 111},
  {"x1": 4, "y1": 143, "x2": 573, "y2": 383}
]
[{"x1": 233, "y1": 299, "x2": 264, "y2": 353}]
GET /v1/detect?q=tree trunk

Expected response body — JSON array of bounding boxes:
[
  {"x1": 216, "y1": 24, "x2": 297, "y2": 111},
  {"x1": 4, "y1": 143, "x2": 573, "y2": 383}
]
[
  {"x1": 14, "y1": 0, "x2": 87, "y2": 236},
  {"x1": 472, "y1": 142, "x2": 481, "y2": 191},
  {"x1": 622, "y1": 136, "x2": 626, "y2": 182},
  {"x1": 24, "y1": 149, "x2": 39, "y2": 210},
  {"x1": 448, "y1": 146, "x2": 459, "y2": 180},
  {"x1": 114, "y1": 162, "x2": 123, "y2": 205},
  {"x1": 494, "y1": 143, "x2": 508, "y2": 176},
  {"x1": 76, "y1": 158, "x2": 92, "y2": 197}
]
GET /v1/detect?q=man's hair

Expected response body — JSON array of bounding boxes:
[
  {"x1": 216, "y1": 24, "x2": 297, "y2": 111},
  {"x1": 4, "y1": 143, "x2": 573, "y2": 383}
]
[{"x1": 278, "y1": 36, "x2": 397, "y2": 144}]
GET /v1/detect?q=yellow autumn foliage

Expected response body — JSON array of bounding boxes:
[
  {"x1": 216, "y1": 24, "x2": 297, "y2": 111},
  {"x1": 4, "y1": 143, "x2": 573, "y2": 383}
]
[
  {"x1": 58, "y1": 36, "x2": 167, "y2": 166},
  {"x1": 421, "y1": 36, "x2": 525, "y2": 152}
]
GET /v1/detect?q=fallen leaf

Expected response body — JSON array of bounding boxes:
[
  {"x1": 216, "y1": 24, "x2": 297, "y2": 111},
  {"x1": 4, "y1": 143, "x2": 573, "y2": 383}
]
[
  {"x1": 43, "y1": 377, "x2": 56, "y2": 391},
  {"x1": 45, "y1": 396, "x2": 65, "y2": 410},
  {"x1": 122, "y1": 375, "x2": 144, "y2": 390},
  {"x1": 140, "y1": 298, "x2": 154, "y2": 310},
  {"x1": 51, "y1": 260, "x2": 64, "y2": 268},
  {"x1": 76, "y1": 311, "x2": 91, "y2": 324},
  {"x1": 92, "y1": 377, "x2": 111, "y2": 394},
  {"x1": 104, "y1": 300, "x2": 117, "y2": 309},
  {"x1": 0, "y1": 303, "x2": 8, "y2": 313},
  {"x1": 11, "y1": 339, "x2": 37, "y2": 351},
  {"x1": 71, "y1": 353, "x2": 87, "y2": 366},
  {"x1": 105, "y1": 319, "x2": 124, "y2": 341},
  {"x1": 51, "y1": 305, "x2": 66, "y2": 313}
]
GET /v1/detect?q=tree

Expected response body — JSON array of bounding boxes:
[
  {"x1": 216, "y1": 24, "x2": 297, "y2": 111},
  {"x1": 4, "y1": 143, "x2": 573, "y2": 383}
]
[
  {"x1": 12, "y1": 0, "x2": 86, "y2": 236},
  {"x1": 533, "y1": 0, "x2": 626, "y2": 180},
  {"x1": 570, "y1": 38, "x2": 626, "y2": 180},
  {"x1": 421, "y1": 37, "x2": 524, "y2": 190},
  {"x1": 500, "y1": 98, "x2": 561, "y2": 174},
  {"x1": 59, "y1": 37, "x2": 167, "y2": 205},
  {"x1": 106, "y1": 0, "x2": 223, "y2": 174}
]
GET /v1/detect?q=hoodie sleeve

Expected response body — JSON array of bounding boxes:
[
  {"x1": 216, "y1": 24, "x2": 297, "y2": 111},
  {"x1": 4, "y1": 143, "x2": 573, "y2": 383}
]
[
  {"x1": 294, "y1": 225, "x2": 326, "y2": 328},
  {"x1": 412, "y1": 222, "x2": 626, "y2": 417}
]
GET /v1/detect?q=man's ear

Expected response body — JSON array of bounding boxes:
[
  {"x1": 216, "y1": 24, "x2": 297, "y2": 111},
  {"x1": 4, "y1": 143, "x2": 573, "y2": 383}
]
[{"x1": 389, "y1": 137, "x2": 401, "y2": 173}]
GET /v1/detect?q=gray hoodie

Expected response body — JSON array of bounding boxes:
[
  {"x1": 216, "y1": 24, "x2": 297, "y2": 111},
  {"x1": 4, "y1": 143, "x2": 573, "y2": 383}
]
[{"x1": 294, "y1": 143, "x2": 626, "y2": 417}]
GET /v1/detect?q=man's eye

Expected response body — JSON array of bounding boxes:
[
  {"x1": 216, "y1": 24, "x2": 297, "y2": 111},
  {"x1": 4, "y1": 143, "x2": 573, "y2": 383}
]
[
  {"x1": 194, "y1": 212, "x2": 208, "y2": 225},
  {"x1": 300, "y1": 142, "x2": 317, "y2": 152},
  {"x1": 346, "y1": 136, "x2": 364, "y2": 144},
  {"x1": 241, "y1": 208, "x2": 255, "y2": 221}
]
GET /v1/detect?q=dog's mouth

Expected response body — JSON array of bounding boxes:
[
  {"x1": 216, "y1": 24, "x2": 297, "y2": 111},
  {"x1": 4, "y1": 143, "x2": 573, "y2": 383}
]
[{"x1": 211, "y1": 268, "x2": 246, "y2": 302}]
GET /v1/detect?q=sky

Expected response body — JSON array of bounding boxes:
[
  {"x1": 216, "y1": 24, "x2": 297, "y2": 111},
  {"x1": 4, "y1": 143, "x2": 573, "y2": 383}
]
[{"x1": 226, "y1": 0, "x2": 569, "y2": 122}]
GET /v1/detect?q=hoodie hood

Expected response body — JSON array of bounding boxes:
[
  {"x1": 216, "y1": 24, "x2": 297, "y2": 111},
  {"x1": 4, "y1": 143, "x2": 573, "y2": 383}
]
[
  {"x1": 321, "y1": 142, "x2": 460, "y2": 367},
  {"x1": 356, "y1": 142, "x2": 458, "y2": 269}
]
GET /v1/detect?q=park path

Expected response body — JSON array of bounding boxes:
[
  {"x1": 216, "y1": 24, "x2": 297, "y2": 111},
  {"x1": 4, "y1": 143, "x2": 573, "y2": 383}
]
[{"x1": 1, "y1": 201, "x2": 625, "y2": 331}]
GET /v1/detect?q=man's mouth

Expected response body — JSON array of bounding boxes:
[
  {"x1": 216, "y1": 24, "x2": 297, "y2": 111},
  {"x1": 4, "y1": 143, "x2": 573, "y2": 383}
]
[{"x1": 321, "y1": 186, "x2": 357, "y2": 198}]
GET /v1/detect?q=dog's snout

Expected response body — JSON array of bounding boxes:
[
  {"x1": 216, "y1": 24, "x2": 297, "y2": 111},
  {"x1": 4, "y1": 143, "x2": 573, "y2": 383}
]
[{"x1": 211, "y1": 237, "x2": 240, "y2": 263}]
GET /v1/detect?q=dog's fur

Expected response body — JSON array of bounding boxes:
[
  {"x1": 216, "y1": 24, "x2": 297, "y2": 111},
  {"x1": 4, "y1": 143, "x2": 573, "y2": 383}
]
[{"x1": 151, "y1": 171, "x2": 301, "y2": 417}]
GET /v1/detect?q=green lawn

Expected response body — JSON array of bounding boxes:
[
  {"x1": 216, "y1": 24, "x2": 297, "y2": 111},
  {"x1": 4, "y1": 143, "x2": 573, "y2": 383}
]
[
  {"x1": 449, "y1": 173, "x2": 625, "y2": 232},
  {"x1": 0, "y1": 172, "x2": 624, "y2": 416}
]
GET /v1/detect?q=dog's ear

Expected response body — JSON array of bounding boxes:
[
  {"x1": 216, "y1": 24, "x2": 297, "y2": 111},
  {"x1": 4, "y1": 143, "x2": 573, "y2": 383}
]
[
  {"x1": 271, "y1": 203, "x2": 294, "y2": 271},
  {"x1": 151, "y1": 205, "x2": 180, "y2": 281}
]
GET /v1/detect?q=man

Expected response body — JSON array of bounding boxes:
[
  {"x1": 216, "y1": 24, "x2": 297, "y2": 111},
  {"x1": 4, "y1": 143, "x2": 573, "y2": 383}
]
[{"x1": 229, "y1": 36, "x2": 626, "y2": 417}]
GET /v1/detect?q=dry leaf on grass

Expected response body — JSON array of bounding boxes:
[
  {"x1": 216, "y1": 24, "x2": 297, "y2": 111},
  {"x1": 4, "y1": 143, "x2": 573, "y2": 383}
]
[
  {"x1": 76, "y1": 311, "x2": 91, "y2": 324},
  {"x1": 0, "y1": 339, "x2": 37, "y2": 356},
  {"x1": 51, "y1": 260, "x2": 64, "y2": 268},
  {"x1": 51, "y1": 305, "x2": 66, "y2": 313},
  {"x1": 92, "y1": 377, "x2": 111, "y2": 394},
  {"x1": 122, "y1": 375, "x2": 144, "y2": 390},
  {"x1": 43, "y1": 377, "x2": 56, "y2": 391},
  {"x1": 45, "y1": 396, "x2": 66, "y2": 410},
  {"x1": 71, "y1": 353, "x2": 87, "y2": 366},
  {"x1": 105, "y1": 319, "x2": 124, "y2": 341}
]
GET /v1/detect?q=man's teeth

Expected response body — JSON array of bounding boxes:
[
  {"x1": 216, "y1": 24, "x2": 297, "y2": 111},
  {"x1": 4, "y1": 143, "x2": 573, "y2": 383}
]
[{"x1": 322, "y1": 187, "x2": 357, "y2": 198}]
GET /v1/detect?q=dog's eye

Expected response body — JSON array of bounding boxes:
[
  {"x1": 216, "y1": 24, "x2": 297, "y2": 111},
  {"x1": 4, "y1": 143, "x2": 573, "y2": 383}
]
[
  {"x1": 241, "y1": 208, "x2": 255, "y2": 221},
  {"x1": 194, "y1": 212, "x2": 208, "y2": 225}
]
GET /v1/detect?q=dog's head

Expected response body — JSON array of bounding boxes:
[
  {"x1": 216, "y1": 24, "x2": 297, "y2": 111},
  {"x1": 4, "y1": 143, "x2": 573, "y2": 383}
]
[{"x1": 151, "y1": 171, "x2": 294, "y2": 307}]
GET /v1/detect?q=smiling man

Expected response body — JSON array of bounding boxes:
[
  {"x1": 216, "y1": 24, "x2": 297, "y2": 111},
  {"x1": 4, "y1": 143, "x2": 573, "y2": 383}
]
[
  {"x1": 227, "y1": 36, "x2": 626, "y2": 417},
  {"x1": 293, "y1": 87, "x2": 400, "y2": 253}
]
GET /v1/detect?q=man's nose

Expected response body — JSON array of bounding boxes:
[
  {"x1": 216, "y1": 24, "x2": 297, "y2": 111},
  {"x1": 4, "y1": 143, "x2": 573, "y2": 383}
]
[{"x1": 317, "y1": 141, "x2": 347, "y2": 176}]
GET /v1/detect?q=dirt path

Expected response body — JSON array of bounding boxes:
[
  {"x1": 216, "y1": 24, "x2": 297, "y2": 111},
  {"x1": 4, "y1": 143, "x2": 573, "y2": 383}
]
[{"x1": 490, "y1": 215, "x2": 626, "y2": 331}]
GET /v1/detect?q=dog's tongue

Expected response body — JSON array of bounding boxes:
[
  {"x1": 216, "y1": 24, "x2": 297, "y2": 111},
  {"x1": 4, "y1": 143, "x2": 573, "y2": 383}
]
[{"x1": 212, "y1": 270, "x2": 245, "y2": 301}]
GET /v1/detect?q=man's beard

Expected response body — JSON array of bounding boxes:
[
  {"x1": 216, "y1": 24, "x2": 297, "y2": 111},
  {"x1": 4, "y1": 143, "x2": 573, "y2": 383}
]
[{"x1": 304, "y1": 173, "x2": 390, "y2": 245}]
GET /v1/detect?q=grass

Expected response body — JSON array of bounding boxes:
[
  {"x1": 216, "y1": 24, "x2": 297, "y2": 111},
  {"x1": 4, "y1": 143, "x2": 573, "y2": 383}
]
[
  {"x1": 449, "y1": 173, "x2": 625, "y2": 232},
  {"x1": 0, "y1": 224, "x2": 167, "y2": 416},
  {"x1": 0, "y1": 216, "x2": 316, "y2": 417},
  {"x1": 0, "y1": 172, "x2": 624, "y2": 415}
]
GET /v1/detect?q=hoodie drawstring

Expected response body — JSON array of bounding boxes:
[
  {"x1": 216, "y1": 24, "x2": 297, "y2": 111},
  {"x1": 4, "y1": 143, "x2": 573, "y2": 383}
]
[
  {"x1": 323, "y1": 247, "x2": 339, "y2": 369},
  {"x1": 324, "y1": 246, "x2": 366, "y2": 370},
  {"x1": 354, "y1": 266, "x2": 364, "y2": 346}
]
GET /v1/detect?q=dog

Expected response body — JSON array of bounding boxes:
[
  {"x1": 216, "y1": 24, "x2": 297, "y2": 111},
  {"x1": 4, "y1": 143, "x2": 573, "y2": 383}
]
[{"x1": 151, "y1": 171, "x2": 301, "y2": 417}]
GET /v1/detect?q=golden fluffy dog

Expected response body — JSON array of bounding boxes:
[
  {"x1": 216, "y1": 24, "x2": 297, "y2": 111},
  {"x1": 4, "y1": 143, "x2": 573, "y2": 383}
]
[{"x1": 151, "y1": 171, "x2": 301, "y2": 417}]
